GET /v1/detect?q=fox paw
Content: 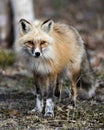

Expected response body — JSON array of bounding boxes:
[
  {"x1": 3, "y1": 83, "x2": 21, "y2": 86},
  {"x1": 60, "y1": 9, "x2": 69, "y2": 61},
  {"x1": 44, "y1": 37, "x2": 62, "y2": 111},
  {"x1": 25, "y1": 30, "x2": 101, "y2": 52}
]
[
  {"x1": 44, "y1": 107, "x2": 54, "y2": 117},
  {"x1": 28, "y1": 106, "x2": 43, "y2": 114},
  {"x1": 44, "y1": 99, "x2": 54, "y2": 117}
]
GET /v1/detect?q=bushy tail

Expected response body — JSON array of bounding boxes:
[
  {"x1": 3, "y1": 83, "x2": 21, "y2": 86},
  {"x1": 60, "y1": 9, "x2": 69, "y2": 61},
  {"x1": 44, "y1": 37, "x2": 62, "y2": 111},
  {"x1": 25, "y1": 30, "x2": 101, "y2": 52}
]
[{"x1": 77, "y1": 45, "x2": 103, "y2": 99}]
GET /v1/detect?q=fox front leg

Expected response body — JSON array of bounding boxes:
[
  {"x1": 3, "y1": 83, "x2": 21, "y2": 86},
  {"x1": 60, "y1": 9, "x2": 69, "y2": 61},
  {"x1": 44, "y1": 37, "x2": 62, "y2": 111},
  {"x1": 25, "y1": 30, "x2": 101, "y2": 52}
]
[
  {"x1": 31, "y1": 76, "x2": 44, "y2": 113},
  {"x1": 44, "y1": 76, "x2": 56, "y2": 117}
]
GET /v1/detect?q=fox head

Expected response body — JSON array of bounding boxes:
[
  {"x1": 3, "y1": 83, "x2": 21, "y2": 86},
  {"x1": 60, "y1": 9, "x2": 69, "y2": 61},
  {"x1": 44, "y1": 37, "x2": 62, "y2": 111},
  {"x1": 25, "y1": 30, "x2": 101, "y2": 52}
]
[{"x1": 18, "y1": 19, "x2": 54, "y2": 58}]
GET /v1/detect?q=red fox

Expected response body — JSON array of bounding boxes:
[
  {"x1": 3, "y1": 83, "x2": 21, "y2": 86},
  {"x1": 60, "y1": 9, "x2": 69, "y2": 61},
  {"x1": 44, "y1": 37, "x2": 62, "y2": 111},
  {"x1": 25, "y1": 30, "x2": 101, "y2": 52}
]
[{"x1": 15, "y1": 19, "x2": 85, "y2": 117}]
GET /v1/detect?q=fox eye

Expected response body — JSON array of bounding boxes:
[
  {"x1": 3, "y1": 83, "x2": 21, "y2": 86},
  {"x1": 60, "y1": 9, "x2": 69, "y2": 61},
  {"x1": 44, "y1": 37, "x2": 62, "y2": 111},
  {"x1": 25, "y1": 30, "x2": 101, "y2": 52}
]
[
  {"x1": 28, "y1": 41, "x2": 34, "y2": 45},
  {"x1": 40, "y1": 41, "x2": 46, "y2": 45},
  {"x1": 25, "y1": 41, "x2": 34, "y2": 47}
]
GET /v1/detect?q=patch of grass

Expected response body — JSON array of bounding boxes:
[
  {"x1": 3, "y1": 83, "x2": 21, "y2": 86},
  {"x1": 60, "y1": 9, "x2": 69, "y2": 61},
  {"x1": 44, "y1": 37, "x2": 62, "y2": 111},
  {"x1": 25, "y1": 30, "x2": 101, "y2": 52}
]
[{"x1": 0, "y1": 49, "x2": 15, "y2": 69}]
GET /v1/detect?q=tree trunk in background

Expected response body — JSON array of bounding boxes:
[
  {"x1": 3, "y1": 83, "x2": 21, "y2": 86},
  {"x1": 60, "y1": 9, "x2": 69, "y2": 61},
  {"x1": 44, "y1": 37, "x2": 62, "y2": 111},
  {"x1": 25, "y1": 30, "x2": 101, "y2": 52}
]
[
  {"x1": 10, "y1": 0, "x2": 35, "y2": 40},
  {"x1": 0, "y1": 0, "x2": 10, "y2": 48},
  {"x1": 0, "y1": 0, "x2": 35, "y2": 47}
]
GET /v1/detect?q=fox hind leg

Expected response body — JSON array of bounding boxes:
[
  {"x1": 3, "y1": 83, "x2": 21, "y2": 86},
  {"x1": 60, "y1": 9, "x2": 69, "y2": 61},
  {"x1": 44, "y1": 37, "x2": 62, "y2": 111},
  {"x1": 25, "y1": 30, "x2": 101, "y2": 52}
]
[
  {"x1": 69, "y1": 69, "x2": 80, "y2": 108},
  {"x1": 70, "y1": 81, "x2": 77, "y2": 108},
  {"x1": 55, "y1": 74, "x2": 63, "y2": 103}
]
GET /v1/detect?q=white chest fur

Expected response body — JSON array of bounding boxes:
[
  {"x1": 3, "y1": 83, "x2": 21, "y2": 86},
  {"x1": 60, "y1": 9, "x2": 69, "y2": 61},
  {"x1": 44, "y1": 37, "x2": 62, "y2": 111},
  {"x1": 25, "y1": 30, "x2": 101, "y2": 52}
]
[{"x1": 28, "y1": 57, "x2": 53, "y2": 75}]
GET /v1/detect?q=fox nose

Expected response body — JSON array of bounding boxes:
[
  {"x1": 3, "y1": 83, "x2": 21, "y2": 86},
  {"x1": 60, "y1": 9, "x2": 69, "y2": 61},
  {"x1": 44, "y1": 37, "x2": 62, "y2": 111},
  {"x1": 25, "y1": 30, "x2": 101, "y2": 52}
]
[{"x1": 35, "y1": 52, "x2": 40, "y2": 57}]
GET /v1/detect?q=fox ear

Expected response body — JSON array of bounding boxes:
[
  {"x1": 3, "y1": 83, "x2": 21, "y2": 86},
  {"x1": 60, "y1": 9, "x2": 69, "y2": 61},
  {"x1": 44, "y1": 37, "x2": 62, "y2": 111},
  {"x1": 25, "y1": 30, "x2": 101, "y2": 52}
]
[
  {"x1": 19, "y1": 19, "x2": 32, "y2": 34},
  {"x1": 41, "y1": 19, "x2": 54, "y2": 33}
]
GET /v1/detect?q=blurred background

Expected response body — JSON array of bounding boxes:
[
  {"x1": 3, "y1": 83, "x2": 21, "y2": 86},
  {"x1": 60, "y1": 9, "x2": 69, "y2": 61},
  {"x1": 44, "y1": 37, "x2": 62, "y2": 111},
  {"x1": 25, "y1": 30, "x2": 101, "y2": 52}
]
[{"x1": 0, "y1": 0, "x2": 104, "y2": 72}]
